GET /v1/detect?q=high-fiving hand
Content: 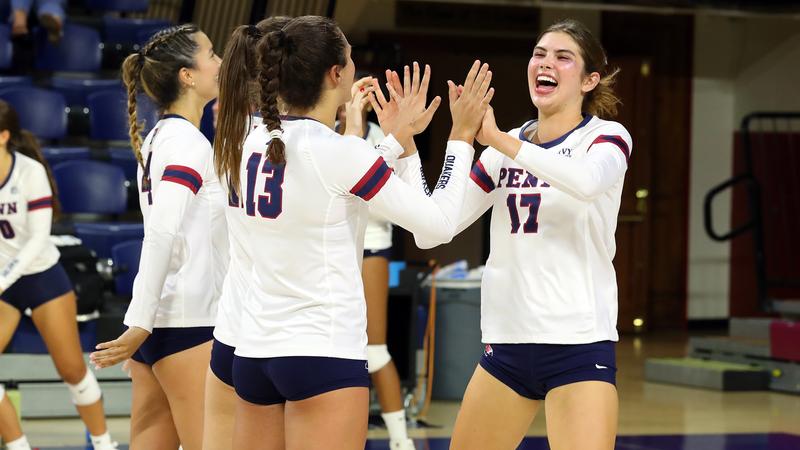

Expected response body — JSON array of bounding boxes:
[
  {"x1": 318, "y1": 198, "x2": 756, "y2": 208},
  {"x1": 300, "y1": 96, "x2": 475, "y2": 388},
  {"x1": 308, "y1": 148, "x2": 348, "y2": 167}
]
[{"x1": 448, "y1": 60, "x2": 494, "y2": 144}]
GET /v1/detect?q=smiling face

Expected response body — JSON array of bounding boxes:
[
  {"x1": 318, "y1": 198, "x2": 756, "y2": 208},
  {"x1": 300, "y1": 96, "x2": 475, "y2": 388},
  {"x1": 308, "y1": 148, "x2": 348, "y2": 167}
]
[{"x1": 527, "y1": 31, "x2": 599, "y2": 117}]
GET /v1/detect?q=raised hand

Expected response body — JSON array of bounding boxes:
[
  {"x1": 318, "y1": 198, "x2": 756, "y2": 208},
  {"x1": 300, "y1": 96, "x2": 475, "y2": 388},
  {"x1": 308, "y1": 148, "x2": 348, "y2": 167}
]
[
  {"x1": 448, "y1": 60, "x2": 494, "y2": 144},
  {"x1": 89, "y1": 326, "x2": 150, "y2": 369},
  {"x1": 342, "y1": 76, "x2": 376, "y2": 137},
  {"x1": 369, "y1": 62, "x2": 442, "y2": 140}
]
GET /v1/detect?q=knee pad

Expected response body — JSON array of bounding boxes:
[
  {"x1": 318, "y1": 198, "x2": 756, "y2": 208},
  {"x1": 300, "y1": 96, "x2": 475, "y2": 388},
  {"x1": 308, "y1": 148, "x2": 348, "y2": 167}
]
[
  {"x1": 0, "y1": 383, "x2": 4, "y2": 402},
  {"x1": 66, "y1": 369, "x2": 102, "y2": 406},
  {"x1": 367, "y1": 344, "x2": 392, "y2": 374}
]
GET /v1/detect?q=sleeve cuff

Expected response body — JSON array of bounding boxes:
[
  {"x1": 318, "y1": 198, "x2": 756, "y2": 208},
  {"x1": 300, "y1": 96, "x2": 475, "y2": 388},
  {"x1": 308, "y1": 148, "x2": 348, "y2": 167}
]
[{"x1": 376, "y1": 134, "x2": 404, "y2": 164}]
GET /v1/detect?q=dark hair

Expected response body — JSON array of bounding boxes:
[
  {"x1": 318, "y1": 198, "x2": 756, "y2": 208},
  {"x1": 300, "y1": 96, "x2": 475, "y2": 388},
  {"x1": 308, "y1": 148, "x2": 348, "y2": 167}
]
[
  {"x1": 214, "y1": 16, "x2": 292, "y2": 193},
  {"x1": 257, "y1": 15, "x2": 348, "y2": 164},
  {"x1": 121, "y1": 24, "x2": 200, "y2": 167},
  {"x1": 539, "y1": 19, "x2": 621, "y2": 119},
  {"x1": 0, "y1": 100, "x2": 60, "y2": 218}
]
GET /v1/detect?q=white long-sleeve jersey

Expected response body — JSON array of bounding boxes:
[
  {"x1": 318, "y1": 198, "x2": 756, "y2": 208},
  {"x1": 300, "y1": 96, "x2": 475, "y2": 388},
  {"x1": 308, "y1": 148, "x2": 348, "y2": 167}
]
[
  {"x1": 213, "y1": 117, "x2": 405, "y2": 348},
  {"x1": 418, "y1": 115, "x2": 633, "y2": 344},
  {"x1": 124, "y1": 115, "x2": 229, "y2": 333},
  {"x1": 0, "y1": 152, "x2": 60, "y2": 291},
  {"x1": 234, "y1": 117, "x2": 473, "y2": 360}
]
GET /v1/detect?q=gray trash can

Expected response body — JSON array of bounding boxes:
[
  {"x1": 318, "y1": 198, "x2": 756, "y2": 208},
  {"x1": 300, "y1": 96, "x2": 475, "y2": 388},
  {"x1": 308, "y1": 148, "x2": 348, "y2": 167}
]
[{"x1": 427, "y1": 283, "x2": 482, "y2": 401}]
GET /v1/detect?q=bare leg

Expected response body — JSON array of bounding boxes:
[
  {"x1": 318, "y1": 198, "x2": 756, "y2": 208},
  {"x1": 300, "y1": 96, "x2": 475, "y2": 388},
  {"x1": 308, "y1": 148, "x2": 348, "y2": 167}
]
[
  {"x1": 231, "y1": 398, "x2": 285, "y2": 450},
  {"x1": 284, "y1": 387, "x2": 369, "y2": 450},
  {"x1": 544, "y1": 381, "x2": 618, "y2": 450},
  {"x1": 449, "y1": 366, "x2": 539, "y2": 450},
  {"x1": 0, "y1": 300, "x2": 24, "y2": 443},
  {"x1": 129, "y1": 359, "x2": 180, "y2": 450},
  {"x1": 152, "y1": 340, "x2": 213, "y2": 450},
  {"x1": 31, "y1": 292, "x2": 108, "y2": 436},
  {"x1": 202, "y1": 368, "x2": 237, "y2": 450}
]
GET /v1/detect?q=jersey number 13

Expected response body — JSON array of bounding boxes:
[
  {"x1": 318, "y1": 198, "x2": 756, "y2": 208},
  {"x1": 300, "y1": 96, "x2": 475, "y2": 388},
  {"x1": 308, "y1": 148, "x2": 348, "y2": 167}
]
[{"x1": 245, "y1": 152, "x2": 285, "y2": 219}]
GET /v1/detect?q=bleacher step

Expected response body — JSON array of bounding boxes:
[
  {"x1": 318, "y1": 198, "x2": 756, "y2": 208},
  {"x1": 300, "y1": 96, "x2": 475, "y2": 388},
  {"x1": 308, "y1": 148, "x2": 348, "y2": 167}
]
[{"x1": 645, "y1": 357, "x2": 770, "y2": 391}]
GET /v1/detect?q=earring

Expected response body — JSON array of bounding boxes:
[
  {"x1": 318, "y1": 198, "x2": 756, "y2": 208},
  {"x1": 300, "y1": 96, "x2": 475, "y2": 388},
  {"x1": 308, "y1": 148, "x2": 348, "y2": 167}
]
[{"x1": 191, "y1": 81, "x2": 196, "y2": 87}]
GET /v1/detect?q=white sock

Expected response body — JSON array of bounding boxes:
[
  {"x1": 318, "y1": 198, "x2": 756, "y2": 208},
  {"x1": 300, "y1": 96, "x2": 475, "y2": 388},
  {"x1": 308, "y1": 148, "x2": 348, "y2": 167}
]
[
  {"x1": 382, "y1": 409, "x2": 409, "y2": 442},
  {"x1": 90, "y1": 431, "x2": 116, "y2": 449},
  {"x1": 5, "y1": 435, "x2": 32, "y2": 450}
]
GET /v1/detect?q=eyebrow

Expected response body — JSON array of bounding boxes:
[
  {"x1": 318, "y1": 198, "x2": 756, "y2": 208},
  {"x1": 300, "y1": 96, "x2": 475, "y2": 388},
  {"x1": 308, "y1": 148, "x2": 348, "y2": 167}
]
[{"x1": 533, "y1": 46, "x2": 576, "y2": 56}]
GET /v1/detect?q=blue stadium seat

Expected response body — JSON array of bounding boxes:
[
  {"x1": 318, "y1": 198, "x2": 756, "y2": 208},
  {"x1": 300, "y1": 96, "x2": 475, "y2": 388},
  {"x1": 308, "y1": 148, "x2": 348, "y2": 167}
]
[
  {"x1": 110, "y1": 239, "x2": 142, "y2": 296},
  {"x1": 108, "y1": 147, "x2": 138, "y2": 180},
  {"x1": 88, "y1": 88, "x2": 159, "y2": 141},
  {"x1": 103, "y1": 17, "x2": 171, "y2": 45},
  {"x1": 51, "y1": 77, "x2": 122, "y2": 107},
  {"x1": 0, "y1": 24, "x2": 12, "y2": 69},
  {"x1": 35, "y1": 23, "x2": 102, "y2": 72},
  {"x1": 42, "y1": 147, "x2": 91, "y2": 166},
  {"x1": 0, "y1": 86, "x2": 67, "y2": 140},
  {"x1": 0, "y1": 76, "x2": 33, "y2": 90},
  {"x1": 52, "y1": 160, "x2": 127, "y2": 214},
  {"x1": 76, "y1": 222, "x2": 144, "y2": 259},
  {"x1": 86, "y1": 0, "x2": 149, "y2": 12}
]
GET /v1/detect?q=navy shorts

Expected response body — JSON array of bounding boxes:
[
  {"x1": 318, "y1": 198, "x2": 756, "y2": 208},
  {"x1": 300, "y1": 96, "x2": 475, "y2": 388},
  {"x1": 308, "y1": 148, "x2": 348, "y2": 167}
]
[
  {"x1": 479, "y1": 341, "x2": 616, "y2": 400},
  {"x1": 210, "y1": 338, "x2": 235, "y2": 387},
  {"x1": 233, "y1": 355, "x2": 369, "y2": 405},
  {"x1": 131, "y1": 326, "x2": 214, "y2": 366},
  {"x1": 1, "y1": 263, "x2": 72, "y2": 312},
  {"x1": 363, "y1": 247, "x2": 391, "y2": 260}
]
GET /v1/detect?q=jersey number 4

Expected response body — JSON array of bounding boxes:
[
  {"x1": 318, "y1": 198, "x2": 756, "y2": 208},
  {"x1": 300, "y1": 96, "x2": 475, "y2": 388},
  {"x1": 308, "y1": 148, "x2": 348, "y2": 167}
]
[
  {"x1": 506, "y1": 193, "x2": 541, "y2": 234},
  {"x1": 245, "y1": 152, "x2": 285, "y2": 219}
]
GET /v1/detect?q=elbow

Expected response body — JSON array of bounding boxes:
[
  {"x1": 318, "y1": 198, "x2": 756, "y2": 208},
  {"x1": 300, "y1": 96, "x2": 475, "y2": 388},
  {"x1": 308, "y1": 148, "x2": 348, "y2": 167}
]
[{"x1": 413, "y1": 224, "x2": 456, "y2": 249}]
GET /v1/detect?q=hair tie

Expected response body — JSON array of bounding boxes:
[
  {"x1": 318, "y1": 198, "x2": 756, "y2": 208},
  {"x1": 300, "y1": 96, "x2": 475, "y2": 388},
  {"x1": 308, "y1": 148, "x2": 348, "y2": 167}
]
[
  {"x1": 247, "y1": 24, "x2": 260, "y2": 37},
  {"x1": 269, "y1": 129, "x2": 284, "y2": 141},
  {"x1": 137, "y1": 51, "x2": 145, "y2": 64}
]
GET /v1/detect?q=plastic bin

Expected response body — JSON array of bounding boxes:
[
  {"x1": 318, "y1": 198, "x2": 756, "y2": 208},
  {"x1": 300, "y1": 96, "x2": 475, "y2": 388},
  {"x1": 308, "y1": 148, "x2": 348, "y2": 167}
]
[{"x1": 426, "y1": 283, "x2": 482, "y2": 401}]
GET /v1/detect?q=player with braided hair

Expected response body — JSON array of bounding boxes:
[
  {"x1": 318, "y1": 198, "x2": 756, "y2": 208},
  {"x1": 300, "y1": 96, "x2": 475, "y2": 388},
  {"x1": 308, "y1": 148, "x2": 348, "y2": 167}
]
[{"x1": 90, "y1": 24, "x2": 226, "y2": 450}]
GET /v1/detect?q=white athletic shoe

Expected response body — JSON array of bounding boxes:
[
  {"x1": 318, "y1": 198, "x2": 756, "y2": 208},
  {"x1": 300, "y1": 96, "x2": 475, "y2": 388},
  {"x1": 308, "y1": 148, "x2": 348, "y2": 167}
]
[{"x1": 390, "y1": 438, "x2": 417, "y2": 450}]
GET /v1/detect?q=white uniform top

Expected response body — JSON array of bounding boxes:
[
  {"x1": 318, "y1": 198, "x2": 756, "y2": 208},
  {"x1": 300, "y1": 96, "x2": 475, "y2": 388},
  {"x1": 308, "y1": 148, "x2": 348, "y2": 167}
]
[
  {"x1": 418, "y1": 115, "x2": 632, "y2": 345},
  {"x1": 124, "y1": 115, "x2": 229, "y2": 333},
  {"x1": 0, "y1": 152, "x2": 60, "y2": 291},
  {"x1": 213, "y1": 117, "x2": 406, "y2": 348},
  {"x1": 212, "y1": 115, "x2": 260, "y2": 347},
  {"x1": 362, "y1": 122, "x2": 394, "y2": 251},
  {"x1": 234, "y1": 117, "x2": 473, "y2": 360}
]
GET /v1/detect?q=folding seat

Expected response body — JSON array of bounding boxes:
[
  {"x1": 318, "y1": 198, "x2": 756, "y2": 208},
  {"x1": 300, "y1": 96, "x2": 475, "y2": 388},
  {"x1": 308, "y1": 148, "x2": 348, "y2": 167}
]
[{"x1": 110, "y1": 239, "x2": 142, "y2": 297}]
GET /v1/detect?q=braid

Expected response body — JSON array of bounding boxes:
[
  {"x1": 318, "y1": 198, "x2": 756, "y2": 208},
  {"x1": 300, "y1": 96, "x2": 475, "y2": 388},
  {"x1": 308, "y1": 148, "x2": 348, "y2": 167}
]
[
  {"x1": 258, "y1": 30, "x2": 286, "y2": 165},
  {"x1": 121, "y1": 53, "x2": 145, "y2": 167}
]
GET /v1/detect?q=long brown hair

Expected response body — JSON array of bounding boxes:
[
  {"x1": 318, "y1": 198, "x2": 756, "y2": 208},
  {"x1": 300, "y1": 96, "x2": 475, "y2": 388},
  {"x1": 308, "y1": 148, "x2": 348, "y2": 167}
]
[
  {"x1": 540, "y1": 19, "x2": 621, "y2": 119},
  {"x1": 0, "y1": 100, "x2": 61, "y2": 217},
  {"x1": 257, "y1": 16, "x2": 347, "y2": 164},
  {"x1": 214, "y1": 16, "x2": 291, "y2": 194},
  {"x1": 121, "y1": 24, "x2": 200, "y2": 167}
]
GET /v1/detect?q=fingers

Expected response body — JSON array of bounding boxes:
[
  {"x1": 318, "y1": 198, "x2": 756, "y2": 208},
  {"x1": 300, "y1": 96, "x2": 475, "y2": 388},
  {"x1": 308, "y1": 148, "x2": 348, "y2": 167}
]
[
  {"x1": 403, "y1": 65, "x2": 411, "y2": 97},
  {"x1": 389, "y1": 70, "x2": 403, "y2": 98},
  {"x1": 477, "y1": 69, "x2": 493, "y2": 98},
  {"x1": 371, "y1": 78, "x2": 389, "y2": 110},
  {"x1": 419, "y1": 64, "x2": 432, "y2": 98},
  {"x1": 447, "y1": 80, "x2": 458, "y2": 105},
  {"x1": 416, "y1": 96, "x2": 442, "y2": 132},
  {"x1": 385, "y1": 81, "x2": 402, "y2": 103},
  {"x1": 351, "y1": 76, "x2": 373, "y2": 97},
  {"x1": 468, "y1": 63, "x2": 490, "y2": 96},
  {"x1": 94, "y1": 339, "x2": 117, "y2": 350},
  {"x1": 461, "y1": 60, "x2": 481, "y2": 95},
  {"x1": 480, "y1": 87, "x2": 496, "y2": 109},
  {"x1": 411, "y1": 61, "x2": 421, "y2": 95}
]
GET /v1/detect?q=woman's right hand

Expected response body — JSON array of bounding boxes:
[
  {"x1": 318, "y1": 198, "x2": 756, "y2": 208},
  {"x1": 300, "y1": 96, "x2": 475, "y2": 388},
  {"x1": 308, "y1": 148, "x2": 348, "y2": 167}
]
[
  {"x1": 370, "y1": 62, "x2": 441, "y2": 144},
  {"x1": 448, "y1": 60, "x2": 494, "y2": 144}
]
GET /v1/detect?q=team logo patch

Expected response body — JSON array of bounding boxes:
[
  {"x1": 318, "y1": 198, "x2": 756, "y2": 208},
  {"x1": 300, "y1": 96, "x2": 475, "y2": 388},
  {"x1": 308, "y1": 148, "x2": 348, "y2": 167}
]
[{"x1": 484, "y1": 344, "x2": 493, "y2": 356}]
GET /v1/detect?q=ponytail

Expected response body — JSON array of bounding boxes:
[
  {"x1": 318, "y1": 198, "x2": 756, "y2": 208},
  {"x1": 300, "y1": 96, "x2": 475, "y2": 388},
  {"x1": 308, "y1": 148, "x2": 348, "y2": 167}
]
[
  {"x1": 122, "y1": 52, "x2": 145, "y2": 167},
  {"x1": 257, "y1": 29, "x2": 287, "y2": 165}
]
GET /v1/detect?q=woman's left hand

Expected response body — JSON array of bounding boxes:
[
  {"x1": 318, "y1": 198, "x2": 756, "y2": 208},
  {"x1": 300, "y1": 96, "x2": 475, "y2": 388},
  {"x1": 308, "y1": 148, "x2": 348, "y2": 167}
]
[
  {"x1": 89, "y1": 327, "x2": 150, "y2": 369},
  {"x1": 342, "y1": 76, "x2": 375, "y2": 137}
]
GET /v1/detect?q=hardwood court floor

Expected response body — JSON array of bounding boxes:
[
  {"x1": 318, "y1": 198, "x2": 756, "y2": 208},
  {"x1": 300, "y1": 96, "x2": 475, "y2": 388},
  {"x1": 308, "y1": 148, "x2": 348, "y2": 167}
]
[{"x1": 16, "y1": 332, "x2": 800, "y2": 449}]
